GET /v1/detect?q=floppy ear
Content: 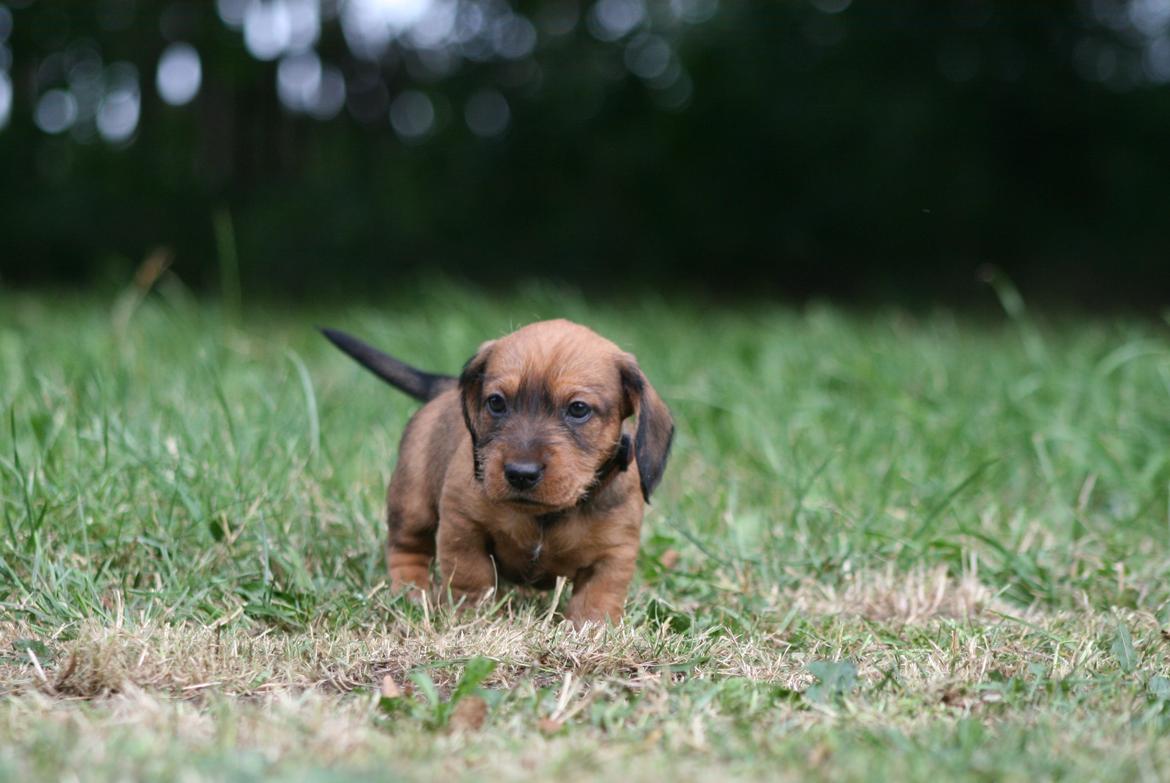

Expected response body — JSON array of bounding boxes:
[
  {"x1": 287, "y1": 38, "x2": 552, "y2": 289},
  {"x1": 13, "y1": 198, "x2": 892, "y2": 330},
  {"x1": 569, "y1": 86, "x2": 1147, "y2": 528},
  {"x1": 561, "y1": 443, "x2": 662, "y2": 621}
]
[
  {"x1": 619, "y1": 354, "x2": 674, "y2": 502},
  {"x1": 459, "y1": 340, "x2": 495, "y2": 480}
]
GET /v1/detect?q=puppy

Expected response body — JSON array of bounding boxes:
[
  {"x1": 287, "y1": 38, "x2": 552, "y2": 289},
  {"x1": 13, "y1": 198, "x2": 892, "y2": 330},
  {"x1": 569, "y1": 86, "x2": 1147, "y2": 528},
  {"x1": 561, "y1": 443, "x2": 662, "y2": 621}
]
[{"x1": 321, "y1": 320, "x2": 673, "y2": 626}]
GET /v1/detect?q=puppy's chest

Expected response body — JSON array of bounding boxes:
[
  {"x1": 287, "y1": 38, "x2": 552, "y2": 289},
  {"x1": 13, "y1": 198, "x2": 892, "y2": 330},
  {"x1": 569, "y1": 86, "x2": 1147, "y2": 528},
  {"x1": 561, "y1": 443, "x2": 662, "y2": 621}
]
[{"x1": 490, "y1": 514, "x2": 596, "y2": 582}]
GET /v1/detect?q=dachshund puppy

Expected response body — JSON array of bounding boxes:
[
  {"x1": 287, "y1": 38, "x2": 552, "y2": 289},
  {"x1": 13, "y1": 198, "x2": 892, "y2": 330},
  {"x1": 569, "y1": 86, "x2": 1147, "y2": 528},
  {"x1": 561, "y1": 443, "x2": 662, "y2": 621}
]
[{"x1": 321, "y1": 320, "x2": 673, "y2": 626}]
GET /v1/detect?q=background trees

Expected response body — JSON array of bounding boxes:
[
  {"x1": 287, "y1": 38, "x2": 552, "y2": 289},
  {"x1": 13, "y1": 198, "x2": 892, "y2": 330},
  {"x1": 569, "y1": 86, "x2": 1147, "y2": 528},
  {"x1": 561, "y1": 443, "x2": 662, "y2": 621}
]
[{"x1": 3, "y1": 1, "x2": 1168, "y2": 304}]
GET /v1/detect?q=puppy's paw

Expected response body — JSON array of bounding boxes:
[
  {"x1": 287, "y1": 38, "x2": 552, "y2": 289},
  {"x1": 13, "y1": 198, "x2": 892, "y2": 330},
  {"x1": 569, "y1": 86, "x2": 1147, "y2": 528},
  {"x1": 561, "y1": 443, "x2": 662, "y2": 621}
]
[
  {"x1": 564, "y1": 605, "x2": 622, "y2": 630},
  {"x1": 389, "y1": 577, "x2": 431, "y2": 607},
  {"x1": 446, "y1": 586, "x2": 495, "y2": 614}
]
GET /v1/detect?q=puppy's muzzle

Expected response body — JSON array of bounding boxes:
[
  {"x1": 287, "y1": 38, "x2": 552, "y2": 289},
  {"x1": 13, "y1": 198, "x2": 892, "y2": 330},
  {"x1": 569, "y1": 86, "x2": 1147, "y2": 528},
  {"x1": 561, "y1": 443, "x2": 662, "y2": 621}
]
[{"x1": 504, "y1": 461, "x2": 544, "y2": 491}]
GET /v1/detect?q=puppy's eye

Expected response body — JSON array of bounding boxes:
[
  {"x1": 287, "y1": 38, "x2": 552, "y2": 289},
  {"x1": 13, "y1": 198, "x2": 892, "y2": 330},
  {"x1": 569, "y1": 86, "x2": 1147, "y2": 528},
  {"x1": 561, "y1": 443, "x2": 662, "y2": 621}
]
[
  {"x1": 566, "y1": 401, "x2": 592, "y2": 422},
  {"x1": 485, "y1": 394, "x2": 507, "y2": 416}
]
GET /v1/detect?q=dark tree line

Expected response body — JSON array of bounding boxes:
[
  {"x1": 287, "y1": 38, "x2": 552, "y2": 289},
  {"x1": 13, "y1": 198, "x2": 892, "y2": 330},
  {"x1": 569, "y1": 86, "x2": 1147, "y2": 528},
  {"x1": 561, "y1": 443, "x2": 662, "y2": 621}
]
[{"x1": 2, "y1": 1, "x2": 1169, "y2": 305}]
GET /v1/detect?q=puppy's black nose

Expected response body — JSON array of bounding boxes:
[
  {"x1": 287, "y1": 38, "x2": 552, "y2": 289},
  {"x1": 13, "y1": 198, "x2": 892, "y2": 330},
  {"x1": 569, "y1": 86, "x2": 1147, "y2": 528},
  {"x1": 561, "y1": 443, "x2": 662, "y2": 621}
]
[{"x1": 504, "y1": 462, "x2": 544, "y2": 490}]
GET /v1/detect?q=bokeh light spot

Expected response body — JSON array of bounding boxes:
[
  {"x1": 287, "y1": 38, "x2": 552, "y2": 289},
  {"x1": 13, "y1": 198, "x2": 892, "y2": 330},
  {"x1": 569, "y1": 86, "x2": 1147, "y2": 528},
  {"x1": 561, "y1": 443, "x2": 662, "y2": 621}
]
[
  {"x1": 244, "y1": 0, "x2": 293, "y2": 61},
  {"x1": 390, "y1": 89, "x2": 435, "y2": 139},
  {"x1": 285, "y1": 0, "x2": 321, "y2": 52},
  {"x1": 587, "y1": 0, "x2": 645, "y2": 42},
  {"x1": 669, "y1": 0, "x2": 718, "y2": 24},
  {"x1": 216, "y1": 0, "x2": 248, "y2": 29},
  {"x1": 624, "y1": 33, "x2": 671, "y2": 80},
  {"x1": 464, "y1": 88, "x2": 509, "y2": 137},
  {"x1": 1128, "y1": 0, "x2": 1170, "y2": 37},
  {"x1": 35, "y1": 89, "x2": 79, "y2": 134},
  {"x1": 156, "y1": 42, "x2": 202, "y2": 106},
  {"x1": 277, "y1": 50, "x2": 322, "y2": 111},
  {"x1": 1145, "y1": 37, "x2": 1170, "y2": 81},
  {"x1": 492, "y1": 14, "x2": 537, "y2": 60},
  {"x1": 98, "y1": 61, "x2": 140, "y2": 143},
  {"x1": 0, "y1": 71, "x2": 11, "y2": 130},
  {"x1": 65, "y1": 43, "x2": 104, "y2": 115},
  {"x1": 310, "y1": 65, "x2": 347, "y2": 119},
  {"x1": 97, "y1": 87, "x2": 140, "y2": 143},
  {"x1": 454, "y1": 3, "x2": 486, "y2": 44},
  {"x1": 408, "y1": 0, "x2": 456, "y2": 49},
  {"x1": 275, "y1": 50, "x2": 346, "y2": 119},
  {"x1": 343, "y1": 0, "x2": 434, "y2": 59}
]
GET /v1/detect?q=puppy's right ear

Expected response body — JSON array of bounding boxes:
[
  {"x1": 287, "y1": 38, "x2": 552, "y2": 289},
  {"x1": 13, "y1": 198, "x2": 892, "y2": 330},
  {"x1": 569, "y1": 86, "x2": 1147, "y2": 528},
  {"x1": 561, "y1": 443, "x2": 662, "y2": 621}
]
[
  {"x1": 459, "y1": 340, "x2": 495, "y2": 478},
  {"x1": 618, "y1": 353, "x2": 675, "y2": 502}
]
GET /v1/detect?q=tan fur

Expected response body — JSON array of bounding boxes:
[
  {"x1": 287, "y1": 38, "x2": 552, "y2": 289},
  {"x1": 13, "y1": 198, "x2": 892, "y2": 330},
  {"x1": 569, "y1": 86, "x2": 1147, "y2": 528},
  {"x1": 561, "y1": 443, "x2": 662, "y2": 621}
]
[{"x1": 383, "y1": 319, "x2": 673, "y2": 627}]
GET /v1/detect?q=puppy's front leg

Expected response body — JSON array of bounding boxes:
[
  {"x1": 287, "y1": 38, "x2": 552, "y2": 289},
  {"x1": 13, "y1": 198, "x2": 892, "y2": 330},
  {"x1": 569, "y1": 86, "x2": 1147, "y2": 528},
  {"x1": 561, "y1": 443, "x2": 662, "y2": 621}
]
[
  {"x1": 565, "y1": 552, "x2": 637, "y2": 627},
  {"x1": 436, "y1": 512, "x2": 495, "y2": 610},
  {"x1": 385, "y1": 508, "x2": 436, "y2": 600}
]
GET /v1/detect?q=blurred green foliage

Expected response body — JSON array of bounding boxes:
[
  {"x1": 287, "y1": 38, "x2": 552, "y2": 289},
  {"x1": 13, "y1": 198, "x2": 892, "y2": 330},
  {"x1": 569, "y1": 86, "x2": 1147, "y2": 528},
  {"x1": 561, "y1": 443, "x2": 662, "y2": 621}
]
[{"x1": 2, "y1": 1, "x2": 1169, "y2": 304}]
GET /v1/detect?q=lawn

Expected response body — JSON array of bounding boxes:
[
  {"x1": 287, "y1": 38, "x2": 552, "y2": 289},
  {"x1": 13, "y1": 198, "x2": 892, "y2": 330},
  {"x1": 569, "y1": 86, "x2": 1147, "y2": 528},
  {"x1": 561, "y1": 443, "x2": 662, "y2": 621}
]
[{"x1": 2, "y1": 281, "x2": 1169, "y2": 781}]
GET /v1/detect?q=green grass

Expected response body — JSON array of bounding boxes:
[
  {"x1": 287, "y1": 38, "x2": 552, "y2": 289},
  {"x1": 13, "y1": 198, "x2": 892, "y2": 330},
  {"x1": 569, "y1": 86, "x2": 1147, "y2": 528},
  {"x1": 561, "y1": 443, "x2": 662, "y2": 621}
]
[{"x1": 2, "y1": 280, "x2": 1170, "y2": 781}]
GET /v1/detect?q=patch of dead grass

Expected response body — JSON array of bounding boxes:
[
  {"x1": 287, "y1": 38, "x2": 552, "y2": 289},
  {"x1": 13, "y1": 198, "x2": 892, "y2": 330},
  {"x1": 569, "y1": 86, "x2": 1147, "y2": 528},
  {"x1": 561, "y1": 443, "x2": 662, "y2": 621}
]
[
  {"x1": 788, "y1": 565, "x2": 1012, "y2": 623},
  {"x1": 1, "y1": 571, "x2": 1161, "y2": 716},
  {"x1": 2, "y1": 608, "x2": 724, "y2": 699}
]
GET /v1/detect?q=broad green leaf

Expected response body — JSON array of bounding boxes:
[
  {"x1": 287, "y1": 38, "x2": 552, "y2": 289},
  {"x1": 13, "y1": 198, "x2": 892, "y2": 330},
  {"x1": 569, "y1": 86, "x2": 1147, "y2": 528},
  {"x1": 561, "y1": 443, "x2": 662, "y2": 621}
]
[
  {"x1": 1111, "y1": 624, "x2": 1137, "y2": 674},
  {"x1": 805, "y1": 660, "x2": 858, "y2": 704}
]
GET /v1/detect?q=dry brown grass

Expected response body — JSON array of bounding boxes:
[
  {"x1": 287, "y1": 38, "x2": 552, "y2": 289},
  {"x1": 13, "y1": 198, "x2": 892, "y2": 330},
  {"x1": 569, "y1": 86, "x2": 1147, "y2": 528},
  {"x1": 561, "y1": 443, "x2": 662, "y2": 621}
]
[
  {"x1": 4, "y1": 572, "x2": 1158, "y2": 711},
  {"x1": 3, "y1": 552, "x2": 1168, "y2": 783},
  {"x1": 787, "y1": 565, "x2": 1011, "y2": 623}
]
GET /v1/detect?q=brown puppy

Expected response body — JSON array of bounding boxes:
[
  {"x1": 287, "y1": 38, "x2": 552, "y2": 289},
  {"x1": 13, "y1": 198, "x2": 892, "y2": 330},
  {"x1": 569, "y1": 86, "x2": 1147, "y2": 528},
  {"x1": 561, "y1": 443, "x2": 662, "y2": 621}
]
[{"x1": 321, "y1": 320, "x2": 673, "y2": 626}]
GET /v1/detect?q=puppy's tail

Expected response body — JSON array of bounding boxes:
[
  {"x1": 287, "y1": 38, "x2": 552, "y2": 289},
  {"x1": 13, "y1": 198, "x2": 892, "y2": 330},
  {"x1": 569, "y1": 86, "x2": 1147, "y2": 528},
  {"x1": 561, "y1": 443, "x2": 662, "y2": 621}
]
[{"x1": 319, "y1": 327, "x2": 456, "y2": 402}]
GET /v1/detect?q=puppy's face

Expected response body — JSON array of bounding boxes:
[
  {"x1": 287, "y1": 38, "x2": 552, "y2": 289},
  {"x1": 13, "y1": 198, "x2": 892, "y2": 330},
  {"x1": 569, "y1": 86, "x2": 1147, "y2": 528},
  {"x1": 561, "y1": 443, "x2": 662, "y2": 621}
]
[{"x1": 460, "y1": 320, "x2": 673, "y2": 511}]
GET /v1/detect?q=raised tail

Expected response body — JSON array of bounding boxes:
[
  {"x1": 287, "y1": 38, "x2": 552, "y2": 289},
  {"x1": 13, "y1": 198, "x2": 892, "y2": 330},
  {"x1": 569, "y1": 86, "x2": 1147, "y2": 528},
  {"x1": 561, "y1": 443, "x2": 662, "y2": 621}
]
[{"x1": 319, "y1": 327, "x2": 456, "y2": 402}]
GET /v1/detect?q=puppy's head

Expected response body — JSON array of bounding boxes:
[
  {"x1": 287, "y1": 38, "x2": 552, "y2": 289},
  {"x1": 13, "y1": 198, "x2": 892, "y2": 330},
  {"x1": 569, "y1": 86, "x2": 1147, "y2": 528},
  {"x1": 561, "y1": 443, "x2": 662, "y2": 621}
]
[{"x1": 460, "y1": 320, "x2": 673, "y2": 510}]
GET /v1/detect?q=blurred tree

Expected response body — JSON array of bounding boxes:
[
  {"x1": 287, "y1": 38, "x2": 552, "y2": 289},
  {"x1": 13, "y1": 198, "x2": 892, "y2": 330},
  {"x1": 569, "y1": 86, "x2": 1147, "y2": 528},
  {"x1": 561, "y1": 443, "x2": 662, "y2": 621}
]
[{"x1": 1, "y1": 0, "x2": 1169, "y2": 305}]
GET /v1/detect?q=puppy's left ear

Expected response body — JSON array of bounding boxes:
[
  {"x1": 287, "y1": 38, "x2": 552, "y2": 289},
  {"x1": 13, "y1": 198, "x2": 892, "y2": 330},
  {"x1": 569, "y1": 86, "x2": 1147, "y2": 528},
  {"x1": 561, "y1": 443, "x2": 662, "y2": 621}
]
[{"x1": 619, "y1": 354, "x2": 674, "y2": 502}]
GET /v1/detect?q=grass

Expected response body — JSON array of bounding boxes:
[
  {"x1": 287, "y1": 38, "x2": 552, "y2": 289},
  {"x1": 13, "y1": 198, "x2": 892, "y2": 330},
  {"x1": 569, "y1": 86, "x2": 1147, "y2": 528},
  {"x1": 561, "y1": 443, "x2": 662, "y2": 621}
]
[{"x1": 2, "y1": 278, "x2": 1170, "y2": 781}]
